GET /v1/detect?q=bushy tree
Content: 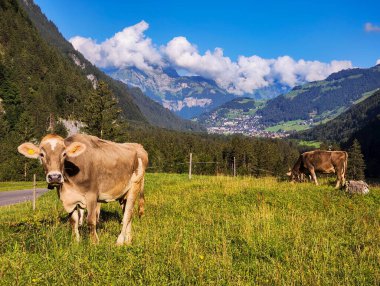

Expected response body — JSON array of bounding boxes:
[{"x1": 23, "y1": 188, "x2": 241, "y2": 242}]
[{"x1": 347, "y1": 139, "x2": 365, "y2": 180}]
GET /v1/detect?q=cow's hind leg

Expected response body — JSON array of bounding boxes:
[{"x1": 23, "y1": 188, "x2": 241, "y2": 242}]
[
  {"x1": 117, "y1": 159, "x2": 144, "y2": 246},
  {"x1": 334, "y1": 163, "x2": 346, "y2": 189},
  {"x1": 96, "y1": 203, "x2": 101, "y2": 223},
  {"x1": 335, "y1": 170, "x2": 342, "y2": 189},
  {"x1": 116, "y1": 188, "x2": 138, "y2": 246},
  {"x1": 70, "y1": 207, "x2": 80, "y2": 242},
  {"x1": 86, "y1": 197, "x2": 99, "y2": 244}
]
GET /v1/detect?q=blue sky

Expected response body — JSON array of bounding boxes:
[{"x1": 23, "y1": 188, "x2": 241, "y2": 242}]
[
  {"x1": 35, "y1": 0, "x2": 379, "y2": 67},
  {"x1": 34, "y1": 0, "x2": 380, "y2": 95}
]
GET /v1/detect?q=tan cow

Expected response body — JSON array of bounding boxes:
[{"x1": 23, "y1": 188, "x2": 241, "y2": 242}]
[
  {"x1": 287, "y1": 150, "x2": 348, "y2": 188},
  {"x1": 18, "y1": 133, "x2": 148, "y2": 245}
]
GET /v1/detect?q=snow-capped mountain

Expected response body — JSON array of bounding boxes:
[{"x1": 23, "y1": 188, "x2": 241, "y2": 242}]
[
  {"x1": 107, "y1": 65, "x2": 292, "y2": 119},
  {"x1": 107, "y1": 66, "x2": 236, "y2": 119}
]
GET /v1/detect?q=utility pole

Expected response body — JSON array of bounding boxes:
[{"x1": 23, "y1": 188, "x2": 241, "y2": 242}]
[
  {"x1": 33, "y1": 174, "x2": 36, "y2": 211},
  {"x1": 189, "y1": 153, "x2": 192, "y2": 180},
  {"x1": 233, "y1": 157, "x2": 236, "y2": 177}
]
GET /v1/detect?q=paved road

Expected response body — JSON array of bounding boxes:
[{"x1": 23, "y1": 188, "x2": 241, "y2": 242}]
[{"x1": 0, "y1": 188, "x2": 49, "y2": 206}]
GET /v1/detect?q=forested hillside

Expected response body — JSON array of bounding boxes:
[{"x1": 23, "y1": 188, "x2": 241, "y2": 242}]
[
  {"x1": 124, "y1": 125, "x2": 300, "y2": 177},
  {"x1": 0, "y1": 0, "x2": 98, "y2": 177},
  {"x1": 297, "y1": 89, "x2": 380, "y2": 177},
  {"x1": 258, "y1": 65, "x2": 380, "y2": 125},
  {"x1": 17, "y1": 0, "x2": 203, "y2": 131}
]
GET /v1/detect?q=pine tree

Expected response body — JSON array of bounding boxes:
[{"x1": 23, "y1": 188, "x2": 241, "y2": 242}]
[
  {"x1": 81, "y1": 81, "x2": 123, "y2": 140},
  {"x1": 347, "y1": 139, "x2": 366, "y2": 180}
]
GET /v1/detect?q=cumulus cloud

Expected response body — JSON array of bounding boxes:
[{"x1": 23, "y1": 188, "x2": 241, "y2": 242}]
[
  {"x1": 71, "y1": 21, "x2": 353, "y2": 95},
  {"x1": 70, "y1": 21, "x2": 163, "y2": 71},
  {"x1": 365, "y1": 22, "x2": 380, "y2": 32},
  {"x1": 377, "y1": 59, "x2": 380, "y2": 65},
  {"x1": 163, "y1": 37, "x2": 352, "y2": 94}
]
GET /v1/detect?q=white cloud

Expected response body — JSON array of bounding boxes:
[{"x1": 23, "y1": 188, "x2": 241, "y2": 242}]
[
  {"x1": 163, "y1": 38, "x2": 352, "y2": 94},
  {"x1": 365, "y1": 22, "x2": 380, "y2": 32},
  {"x1": 377, "y1": 59, "x2": 380, "y2": 65},
  {"x1": 71, "y1": 22, "x2": 353, "y2": 95},
  {"x1": 70, "y1": 21, "x2": 163, "y2": 71}
]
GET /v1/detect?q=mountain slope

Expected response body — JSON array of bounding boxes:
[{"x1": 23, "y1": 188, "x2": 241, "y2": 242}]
[
  {"x1": 298, "y1": 89, "x2": 380, "y2": 143},
  {"x1": 108, "y1": 66, "x2": 235, "y2": 119},
  {"x1": 0, "y1": 0, "x2": 93, "y2": 134},
  {"x1": 18, "y1": 0, "x2": 203, "y2": 131},
  {"x1": 258, "y1": 65, "x2": 380, "y2": 125}
]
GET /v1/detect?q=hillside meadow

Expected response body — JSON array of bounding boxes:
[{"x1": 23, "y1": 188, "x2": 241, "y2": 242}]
[{"x1": 0, "y1": 173, "x2": 379, "y2": 285}]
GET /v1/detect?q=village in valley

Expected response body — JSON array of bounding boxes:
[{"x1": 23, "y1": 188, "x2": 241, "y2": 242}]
[{"x1": 201, "y1": 112, "x2": 291, "y2": 138}]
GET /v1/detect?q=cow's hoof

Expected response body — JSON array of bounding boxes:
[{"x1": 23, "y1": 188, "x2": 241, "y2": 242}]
[
  {"x1": 116, "y1": 234, "x2": 125, "y2": 246},
  {"x1": 90, "y1": 235, "x2": 99, "y2": 245},
  {"x1": 124, "y1": 234, "x2": 132, "y2": 245}
]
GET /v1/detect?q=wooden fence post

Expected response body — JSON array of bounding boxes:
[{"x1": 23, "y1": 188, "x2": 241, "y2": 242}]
[
  {"x1": 33, "y1": 174, "x2": 36, "y2": 211},
  {"x1": 233, "y1": 157, "x2": 236, "y2": 177},
  {"x1": 189, "y1": 153, "x2": 192, "y2": 180}
]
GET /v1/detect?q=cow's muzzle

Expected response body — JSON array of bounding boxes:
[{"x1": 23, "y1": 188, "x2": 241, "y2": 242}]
[{"x1": 47, "y1": 172, "x2": 63, "y2": 184}]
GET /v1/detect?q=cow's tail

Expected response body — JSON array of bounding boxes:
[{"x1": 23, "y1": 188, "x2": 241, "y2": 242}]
[
  {"x1": 138, "y1": 178, "x2": 145, "y2": 218},
  {"x1": 132, "y1": 157, "x2": 145, "y2": 218}
]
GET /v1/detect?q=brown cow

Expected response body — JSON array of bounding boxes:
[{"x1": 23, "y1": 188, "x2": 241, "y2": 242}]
[
  {"x1": 18, "y1": 133, "x2": 148, "y2": 245},
  {"x1": 287, "y1": 150, "x2": 348, "y2": 188}
]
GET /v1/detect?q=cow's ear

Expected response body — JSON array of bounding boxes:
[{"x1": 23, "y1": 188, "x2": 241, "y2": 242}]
[
  {"x1": 18, "y1": 143, "x2": 40, "y2": 159},
  {"x1": 65, "y1": 142, "x2": 86, "y2": 158}
]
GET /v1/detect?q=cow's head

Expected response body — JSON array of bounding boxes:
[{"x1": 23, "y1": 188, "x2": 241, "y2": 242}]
[
  {"x1": 17, "y1": 134, "x2": 86, "y2": 185},
  {"x1": 286, "y1": 168, "x2": 302, "y2": 183}
]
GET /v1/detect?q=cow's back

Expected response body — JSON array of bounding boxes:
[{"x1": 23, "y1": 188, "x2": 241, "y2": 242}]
[{"x1": 303, "y1": 150, "x2": 347, "y2": 173}]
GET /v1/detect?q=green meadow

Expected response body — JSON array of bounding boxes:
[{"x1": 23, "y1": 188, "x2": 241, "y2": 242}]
[{"x1": 0, "y1": 173, "x2": 379, "y2": 285}]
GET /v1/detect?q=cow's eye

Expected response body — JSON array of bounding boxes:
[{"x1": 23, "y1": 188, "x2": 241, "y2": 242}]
[
  {"x1": 62, "y1": 152, "x2": 67, "y2": 157},
  {"x1": 40, "y1": 153, "x2": 44, "y2": 158}
]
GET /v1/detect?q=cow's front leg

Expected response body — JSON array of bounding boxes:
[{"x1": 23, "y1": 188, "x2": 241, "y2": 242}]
[
  {"x1": 70, "y1": 207, "x2": 80, "y2": 242},
  {"x1": 310, "y1": 169, "x2": 319, "y2": 185},
  {"x1": 86, "y1": 197, "x2": 99, "y2": 244}
]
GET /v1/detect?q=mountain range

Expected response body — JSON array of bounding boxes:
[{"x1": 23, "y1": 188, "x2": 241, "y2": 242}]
[
  {"x1": 108, "y1": 66, "x2": 234, "y2": 119},
  {"x1": 107, "y1": 65, "x2": 292, "y2": 119}
]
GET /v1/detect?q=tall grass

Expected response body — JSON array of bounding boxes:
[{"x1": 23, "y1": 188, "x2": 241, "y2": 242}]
[{"x1": 0, "y1": 174, "x2": 379, "y2": 285}]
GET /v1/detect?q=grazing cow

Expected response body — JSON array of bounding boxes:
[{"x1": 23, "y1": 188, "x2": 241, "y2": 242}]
[
  {"x1": 18, "y1": 133, "x2": 148, "y2": 245},
  {"x1": 287, "y1": 150, "x2": 348, "y2": 188}
]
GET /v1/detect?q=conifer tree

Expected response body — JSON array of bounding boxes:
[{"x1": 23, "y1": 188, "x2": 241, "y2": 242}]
[
  {"x1": 347, "y1": 139, "x2": 366, "y2": 180},
  {"x1": 81, "y1": 81, "x2": 122, "y2": 140}
]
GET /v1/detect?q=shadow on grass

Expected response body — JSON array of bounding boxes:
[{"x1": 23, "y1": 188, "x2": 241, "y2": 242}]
[{"x1": 99, "y1": 209, "x2": 122, "y2": 224}]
